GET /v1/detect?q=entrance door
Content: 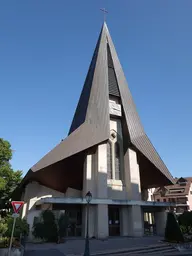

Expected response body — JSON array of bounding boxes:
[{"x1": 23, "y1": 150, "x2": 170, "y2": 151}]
[
  {"x1": 52, "y1": 204, "x2": 82, "y2": 237},
  {"x1": 143, "y1": 212, "x2": 156, "y2": 235},
  {"x1": 67, "y1": 208, "x2": 82, "y2": 236},
  {"x1": 108, "y1": 206, "x2": 120, "y2": 236}
]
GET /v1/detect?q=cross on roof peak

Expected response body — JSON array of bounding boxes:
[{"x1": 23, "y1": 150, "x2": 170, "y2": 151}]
[{"x1": 100, "y1": 8, "x2": 108, "y2": 22}]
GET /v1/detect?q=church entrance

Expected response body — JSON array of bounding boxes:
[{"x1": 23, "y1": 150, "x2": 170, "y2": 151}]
[
  {"x1": 143, "y1": 212, "x2": 156, "y2": 235},
  {"x1": 52, "y1": 204, "x2": 82, "y2": 237},
  {"x1": 108, "y1": 206, "x2": 120, "y2": 236}
]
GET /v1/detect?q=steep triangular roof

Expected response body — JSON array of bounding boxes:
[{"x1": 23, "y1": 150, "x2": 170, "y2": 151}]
[{"x1": 31, "y1": 22, "x2": 174, "y2": 185}]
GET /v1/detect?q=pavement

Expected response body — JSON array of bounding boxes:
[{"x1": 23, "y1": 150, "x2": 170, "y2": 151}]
[
  {"x1": 24, "y1": 237, "x2": 192, "y2": 256},
  {"x1": 25, "y1": 236, "x2": 162, "y2": 255}
]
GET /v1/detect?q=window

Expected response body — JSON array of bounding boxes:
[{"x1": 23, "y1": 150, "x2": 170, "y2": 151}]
[
  {"x1": 163, "y1": 199, "x2": 166, "y2": 202},
  {"x1": 169, "y1": 189, "x2": 184, "y2": 194},
  {"x1": 157, "y1": 199, "x2": 160, "y2": 202},
  {"x1": 107, "y1": 142, "x2": 113, "y2": 179},
  {"x1": 115, "y1": 142, "x2": 120, "y2": 180},
  {"x1": 107, "y1": 130, "x2": 123, "y2": 181}
]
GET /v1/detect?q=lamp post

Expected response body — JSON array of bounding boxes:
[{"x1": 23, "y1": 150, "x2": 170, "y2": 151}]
[{"x1": 84, "y1": 191, "x2": 92, "y2": 256}]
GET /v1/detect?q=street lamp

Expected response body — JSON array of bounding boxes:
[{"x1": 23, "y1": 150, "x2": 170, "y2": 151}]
[{"x1": 84, "y1": 191, "x2": 92, "y2": 256}]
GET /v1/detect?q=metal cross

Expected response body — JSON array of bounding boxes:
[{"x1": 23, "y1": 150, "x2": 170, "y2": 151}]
[{"x1": 100, "y1": 8, "x2": 108, "y2": 22}]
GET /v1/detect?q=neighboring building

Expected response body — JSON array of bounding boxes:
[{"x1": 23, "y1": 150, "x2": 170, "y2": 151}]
[
  {"x1": 153, "y1": 177, "x2": 192, "y2": 215},
  {"x1": 14, "y1": 22, "x2": 175, "y2": 239}
]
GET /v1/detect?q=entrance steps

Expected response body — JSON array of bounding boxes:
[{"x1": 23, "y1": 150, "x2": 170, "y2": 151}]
[{"x1": 82, "y1": 243, "x2": 179, "y2": 256}]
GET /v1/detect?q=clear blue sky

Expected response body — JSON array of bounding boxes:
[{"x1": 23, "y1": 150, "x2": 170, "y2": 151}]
[{"x1": 0, "y1": 1, "x2": 191, "y2": 178}]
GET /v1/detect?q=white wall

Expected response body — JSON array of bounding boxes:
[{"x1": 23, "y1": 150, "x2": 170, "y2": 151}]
[
  {"x1": 187, "y1": 184, "x2": 192, "y2": 210},
  {"x1": 22, "y1": 181, "x2": 82, "y2": 238},
  {"x1": 147, "y1": 188, "x2": 156, "y2": 201}
]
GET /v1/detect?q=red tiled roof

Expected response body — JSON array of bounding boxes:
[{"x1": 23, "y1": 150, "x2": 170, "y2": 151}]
[{"x1": 154, "y1": 177, "x2": 192, "y2": 196}]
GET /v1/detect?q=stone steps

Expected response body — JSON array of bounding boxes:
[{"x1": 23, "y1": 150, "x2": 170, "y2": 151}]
[{"x1": 86, "y1": 243, "x2": 178, "y2": 256}]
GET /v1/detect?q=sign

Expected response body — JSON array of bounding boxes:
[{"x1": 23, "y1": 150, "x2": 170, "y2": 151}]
[
  {"x1": 11, "y1": 201, "x2": 24, "y2": 214},
  {"x1": 12, "y1": 213, "x2": 19, "y2": 218},
  {"x1": 109, "y1": 100, "x2": 122, "y2": 117},
  {"x1": 8, "y1": 211, "x2": 21, "y2": 256}
]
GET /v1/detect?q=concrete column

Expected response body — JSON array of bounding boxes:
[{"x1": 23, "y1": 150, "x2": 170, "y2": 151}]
[
  {"x1": 82, "y1": 205, "x2": 96, "y2": 238},
  {"x1": 155, "y1": 210, "x2": 167, "y2": 236},
  {"x1": 120, "y1": 206, "x2": 129, "y2": 236},
  {"x1": 96, "y1": 143, "x2": 108, "y2": 199},
  {"x1": 96, "y1": 143, "x2": 108, "y2": 238},
  {"x1": 127, "y1": 206, "x2": 144, "y2": 237},
  {"x1": 83, "y1": 152, "x2": 96, "y2": 197},
  {"x1": 96, "y1": 204, "x2": 109, "y2": 239},
  {"x1": 124, "y1": 148, "x2": 141, "y2": 200},
  {"x1": 82, "y1": 151, "x2": 97, "y2": 238}
]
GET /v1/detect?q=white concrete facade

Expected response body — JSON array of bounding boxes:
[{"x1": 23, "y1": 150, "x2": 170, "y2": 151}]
[{"x1": 21, "y1": 115, "x2": 169, "y2": 240}]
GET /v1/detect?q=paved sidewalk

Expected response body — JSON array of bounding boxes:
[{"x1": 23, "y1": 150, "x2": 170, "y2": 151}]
[{"x1": 25, "y1": 236, "x2": 163, "y2": 255}]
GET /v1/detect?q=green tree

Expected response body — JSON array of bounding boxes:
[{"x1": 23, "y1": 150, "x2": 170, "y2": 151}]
[
  {"x1": 58, "y1": 213, "x2": 69, "y2": 239},
  {"x1": 32, "y1": 210, "x2": 58, "y2": 242},
  {"x1": 165, "y1": 211, "x2": 184, "y2": 243},
  {"x1": 178, "y1": 211, "x2": 192, "y2": 235},
  {"x1": 0, "y1": 138, "x2": 23, "y2": 213},
  {"x1": 5, "y1": 217, "x2": 29, "y2": 238}
]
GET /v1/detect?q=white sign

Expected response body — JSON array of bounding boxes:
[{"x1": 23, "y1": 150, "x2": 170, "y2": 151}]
[
  {"x1": 12, "y1": 213, "x2": 19, "y2": 218},
  {"x1": 109, "y1": 100, "x2": 122, "y2": 117}
]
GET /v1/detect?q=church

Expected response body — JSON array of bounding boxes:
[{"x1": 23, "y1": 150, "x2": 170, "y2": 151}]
[{"x1": 15, "y1": 22, "x2": 174, "y2": 239}]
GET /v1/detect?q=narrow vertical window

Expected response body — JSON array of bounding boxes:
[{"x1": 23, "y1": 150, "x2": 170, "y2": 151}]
[
  {"x1": 115, "y1": 142, "x2": 120, "y2": 180},
  {"x1": 107, "y1": 142, "x2": 113, "y2": 179}
]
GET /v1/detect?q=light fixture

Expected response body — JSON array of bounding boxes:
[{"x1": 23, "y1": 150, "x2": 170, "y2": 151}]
[{"x1": 85, "y1": 191, "x2": 92, "y2": 204}]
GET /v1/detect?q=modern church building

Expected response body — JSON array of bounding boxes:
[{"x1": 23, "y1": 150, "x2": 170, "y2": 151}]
[{"x1": 16, "y1": 22, "x2": 175, "y2": 239}]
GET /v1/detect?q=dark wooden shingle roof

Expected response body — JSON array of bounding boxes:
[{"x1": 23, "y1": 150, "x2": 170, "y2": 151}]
[{"x1": 18, "y1": 22, "x2": 174, "y2": 192}]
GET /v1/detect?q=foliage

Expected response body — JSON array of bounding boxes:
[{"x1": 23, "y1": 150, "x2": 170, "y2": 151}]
[
  {"x1": 0, "y1": 218, "x2": 8, "y2": 236},
  {"x1": 32, "y1": 222, "x2": 44, "y2": 240},
  {"x1": 41, "y1": 210, "x2": 58, "y2": 242},
  {"x1": 165, "y1": 212, "x2": 185, "y2": 243},
  {"x1": 0, "y1": 138, "x2": 23, "y2": 213},
  {"x1": 33, "y1": 210, "x2": 70, "y2": 242},
  {"x1": 5, "y1": 217, "x2": 29, "y2": 238},
  {"x1": 32, "y1": 210, "x2": 58, "y2": 242},
  {"x1": 0, "y1": 237, "x2": 9, "y2": 248},
  {"x1": 58, "y1": 213, "x2": 69, "y2": 238},
  {"x1": 178, "y1": 211, "x2": 192, "y2": 235}
]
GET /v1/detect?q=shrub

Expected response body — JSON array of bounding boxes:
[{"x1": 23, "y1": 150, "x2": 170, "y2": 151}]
[
  {"x1": 58, "y1": 213, "x2": 69, "y2": 238},
  {"x1": 178, "y1": 211, "x2": 192, "y2": 235},
  {"x1": 0, "y1": 237, "x2": 9, "y2": 248},
  {"x1": 5, "y1": 217, "x2": 29, "y2": 238},
  {"x1": 32, "y1": 221, "x2": 44, "y2": 240},
  {"x1": 0, "y1": 218, "x2": 8, "y2": 236},
  {"x1": 165, "y1": 212, "x2": 184, "y2": 243},
  {"x1": 32, "y1": 210, "x2": 58, "y2": 242}
]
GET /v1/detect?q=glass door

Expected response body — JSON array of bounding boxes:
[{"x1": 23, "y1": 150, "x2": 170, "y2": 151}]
[{"x1": 108, "y1": 206, "x2": 120, "y2": 236}]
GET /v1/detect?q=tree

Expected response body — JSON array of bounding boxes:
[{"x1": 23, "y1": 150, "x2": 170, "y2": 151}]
[
  {"x1": 0, "y1": 138, "x2": 23, "y2": 213},
  {"x1": 58, "y1": 213, "x2": 69, "y2": 240},
  {"x1": 5, "y1": 217, "x2": 29, "y2": 238},
  {"x1": 178, "y1": 211, "x2": 192, "y2": 235},
  {"x1": 165, "y1": 211, "x2": 184, "y2": 243},
  {"x1": 33, "y1": 210, "x2": 58, "y2": 242}
]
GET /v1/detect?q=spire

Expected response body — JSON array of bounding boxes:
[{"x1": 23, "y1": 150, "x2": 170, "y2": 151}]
[{"x1": 31, "y1": 22, "x2": 174, "y2": 186}]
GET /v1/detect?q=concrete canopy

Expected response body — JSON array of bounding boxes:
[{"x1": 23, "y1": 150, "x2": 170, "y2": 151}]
[{"x1": 18, "y1": 22, "x2": 174, "y2": 194}]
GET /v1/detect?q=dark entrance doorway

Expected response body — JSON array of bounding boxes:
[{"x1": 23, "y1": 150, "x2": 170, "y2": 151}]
[
  {"x1": 108, "y1": 206, "x2": 120, "y2": 236},
  {"x1": 52, "y1": 204, "x2": 82, "y2": 237},
  {"x1": 143, "y1": 212, "x2": 156, "y2": 235}
]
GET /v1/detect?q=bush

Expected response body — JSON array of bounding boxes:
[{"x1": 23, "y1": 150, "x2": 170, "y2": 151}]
[
  {"x1": 32, "y1": 210, "x2": 58, "y2": 242},
  {"x1": 178, "y1": 211, "x2": 192, "y2": 235},
  {"x1": 32, "y1": 222, "x2": 44, "y2": 240},
  {"x1": 58, "y1": 213, "x2": 69, "y2": 238},
  {"x1": 0, "y1": 218, "x2": 8, "y2": 236},
  {"x1": 165, "y1": 212, "x2": 184, "y2": 243},
  {"x1": 0, "y1": 237, "x2": 9, "y2": 248},
  {"x1": 5, "y1": 217, "x2": 29, "y2": 238}
]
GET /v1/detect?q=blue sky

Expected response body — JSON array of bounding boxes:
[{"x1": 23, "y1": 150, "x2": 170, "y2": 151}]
[{"x1": 0, "y1": 1, "x2": 191, "y2": 178}]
